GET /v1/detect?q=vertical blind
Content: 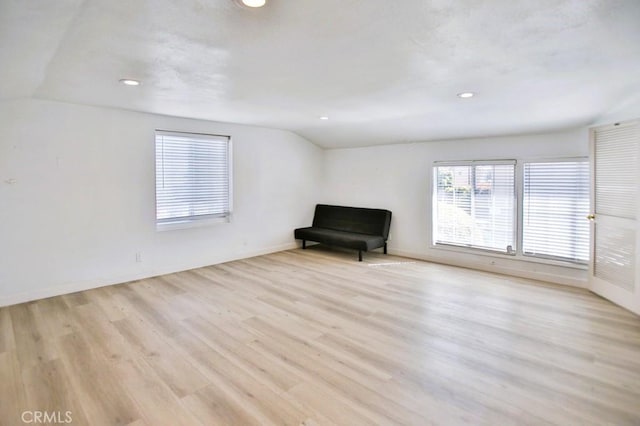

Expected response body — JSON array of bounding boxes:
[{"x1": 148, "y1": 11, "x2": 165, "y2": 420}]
[
  {"x1": 433, "y1": 162, "x2": 516, "y2": 253},
  {"x1": 155, "y1": 131, "x2": 231, "y2": 226},
  {"x1": 522, "y1": 161, "x2": 589, "y2": 263}
]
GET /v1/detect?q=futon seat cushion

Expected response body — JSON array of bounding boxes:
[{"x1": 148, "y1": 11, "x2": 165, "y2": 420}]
[{"x1": 294, "y1": 227, "x2": 385, "y2": 251}]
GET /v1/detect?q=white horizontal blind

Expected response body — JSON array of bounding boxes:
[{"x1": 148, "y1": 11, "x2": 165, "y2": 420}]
[
  {"x1": 522, "y1": 161, "x2": 589, "y2": 263},
  {"x1": 434, "y1": 162, "x2": 515, "y2": 253},
  {"x1": 594, "y1": 125, "x2": 638, "y2": 219},
  {"x1": 155, "y1": 131, "x2": 231, "y2": 226}
]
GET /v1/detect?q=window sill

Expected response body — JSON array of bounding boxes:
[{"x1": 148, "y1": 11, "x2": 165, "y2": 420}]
[
  {"x1": 431, "y1": 243, "x2": 588, "y2": 270},
  {"x1": 156, "y1": 215, "x2": 230, "y2": 232}
]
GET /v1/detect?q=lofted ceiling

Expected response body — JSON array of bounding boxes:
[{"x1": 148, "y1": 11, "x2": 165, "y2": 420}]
[{"x1": 1, "y1": 0, "x2": 640, "y2": 148}]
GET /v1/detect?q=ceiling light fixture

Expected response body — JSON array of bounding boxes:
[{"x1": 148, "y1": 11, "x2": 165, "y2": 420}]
[
  {"x1": 119, "y1": 79, "x2": 140, "y2": 86},
  {"x1": 240, "y1": 0, "x2": 266, "y2": 7},
  {"x1": 319, "y1": 116, "x2": 329, "y2": 120},
  {"x1": 457, "y1": 92, "x2": 475, "y2": 98}
]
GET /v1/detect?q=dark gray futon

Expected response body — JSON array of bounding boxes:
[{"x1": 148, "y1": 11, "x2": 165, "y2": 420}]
[{"x1": 294, "y1": 204, "x2": 392, "y2": 261}]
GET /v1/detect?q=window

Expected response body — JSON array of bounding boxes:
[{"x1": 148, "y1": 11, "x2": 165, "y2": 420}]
[
  {"x1": 155, "y1": 131, "x2": 231, "y2": 228},
  {"x1": 433, "y1": 161, "x2": 516, "y2": 253},
  {"x1": 432, "y1": 158, "x2": 590, "y2": 265},
  {"x1": 523, "y1": 160, "x2": 589, "y2": 263}
]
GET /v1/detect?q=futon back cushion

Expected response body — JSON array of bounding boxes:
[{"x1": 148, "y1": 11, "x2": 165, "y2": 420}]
[{"x1": 312, "y1": 204, "x2": 391, "y2": 238}]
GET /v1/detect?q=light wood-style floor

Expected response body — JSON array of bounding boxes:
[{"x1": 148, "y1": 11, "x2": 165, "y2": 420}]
[{"x1": 1, "y1": 247, "x2": 640, "y2": 426}]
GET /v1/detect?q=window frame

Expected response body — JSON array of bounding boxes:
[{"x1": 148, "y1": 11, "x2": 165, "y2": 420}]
[
  {"x1": 432, "y1": 159, "x2": 518, "y2": 255},
  {"x1": 430, "y1": 157, "x2": 589, "y2": 269},
  {"x1": 154, "y1": 130, "x2": 233, "y2": 231}
]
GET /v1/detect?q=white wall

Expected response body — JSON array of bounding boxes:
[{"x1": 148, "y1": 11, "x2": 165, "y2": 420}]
[
  {"x1": 593, "y1": 92, "x2": 640, "y2": 127},
  {"x1": 1, "y1": 96, "x2": 629, "y2": 305},
  {"x1": 0, "y1": 99, "x2": 323, "y2": 306},
  {"x1": 321, "y1": 128, "x2": 590, "y2": 286}
]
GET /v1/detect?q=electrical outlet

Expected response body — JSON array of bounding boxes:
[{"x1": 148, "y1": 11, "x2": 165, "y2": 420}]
[{"x1": 135, "y1": 252, "x2": 142, "y2": 263}]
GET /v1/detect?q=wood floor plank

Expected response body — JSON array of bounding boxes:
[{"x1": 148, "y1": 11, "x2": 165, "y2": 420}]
[
  {"x1": 61, "y1": 291, "x2": 91, "y2": 308},
  {"x1": 0, "y1": 350, "x2": 27, "y2": 426},
  {"x1": 288, "y1": 382, "x2": 386, "y2": 426},
  {"x1": 180, "y1": 384, "x2": 264, "y2": 426},
  {"x1": 112, "y1": 316, "x2": 209, "y2": 399},
  {"x1": 21, "y1": 358, "x2": 90, "y2": 425},
  {"x1": 71, "y1": 302, "x2": 136, "y2": 364},
  {"x1": 368, "y1": 304, "x2": 640, "y2": 392},
  {"x1": 187, "y1": 348, "x2": 311, "y2": 425},
  {"x1": 0, "y1": 246, "x2": 639, "y2": 425},
  {"x1": 0, "y1": 306, "x2": 15, "y2": 353},
  {"x1": 182, "y1": 315, "x2": 304, "y2": 392},
  {"x1": 9, "y1": 303, "x2": 58, "y2": 371},
  {"x1": 56, "y1": 332, "x2": 142, "y2": 425},
  {"x1": 84, "y1": 285, "x2": 137, "y2": 322},
  {"x1": 33, "y1": 296, "x2": 80, "y2": 338},
  {"x1": 113, "y1": 356, "x2": 202, "y2": 426},
  {"x1": 319, "y1": 311, "x2": 635, "y2": 424},
  {"x1": 246, "y1": 333, "x2": 435, "y2": 425}
]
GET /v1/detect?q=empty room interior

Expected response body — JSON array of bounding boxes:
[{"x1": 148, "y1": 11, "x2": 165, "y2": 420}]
[{"x1": 2, "y1": 0, "x2": 640, "y2": 425}]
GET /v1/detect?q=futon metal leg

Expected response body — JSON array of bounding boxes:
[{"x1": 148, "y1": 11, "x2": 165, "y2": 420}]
[
  {"x1": 384, "y1": 243, "x2": 387, "y2": 254},
  {"x1": 358, "y1": 250, "x2": 362, "y2": 262},
  {"x1": 302, "y1": 240, "x2": 306, "y2": 249}
]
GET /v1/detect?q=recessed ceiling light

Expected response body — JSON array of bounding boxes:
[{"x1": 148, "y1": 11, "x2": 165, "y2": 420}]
[
  {"x1": 457, "y1": 92, "x2": 475, "y2": 98},
  {"x1": 119, "y1": 79, "x2": 140, "y2": 86},
  {"x1": 240, "y1": 0, "x2": 266, "y2": 7},
  {"x1": 319, "y1": 116, "x2": 329, "y2": 120}
]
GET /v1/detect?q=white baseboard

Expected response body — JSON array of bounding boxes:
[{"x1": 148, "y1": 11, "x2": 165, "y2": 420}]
[
  {"x1": 389, "y1": 248, "x2": 588, "y2": 288},
  {"x1": 0, "y1": 242, "x2": 297, "y2": 308}
]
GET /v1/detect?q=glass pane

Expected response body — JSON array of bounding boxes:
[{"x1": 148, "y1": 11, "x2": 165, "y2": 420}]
[{"x1": 434, "y1": 164, "x2": 515, "y2": 253}]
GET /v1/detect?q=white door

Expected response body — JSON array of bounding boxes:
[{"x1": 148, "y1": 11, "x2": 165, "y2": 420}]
[{"x1": 589, "y1": 119, "x2": 640, "y2": 315}]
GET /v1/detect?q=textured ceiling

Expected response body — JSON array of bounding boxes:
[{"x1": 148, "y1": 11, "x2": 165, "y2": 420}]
[{"x1": 1, "y1": 0, "x2": 640, "y2": 148}]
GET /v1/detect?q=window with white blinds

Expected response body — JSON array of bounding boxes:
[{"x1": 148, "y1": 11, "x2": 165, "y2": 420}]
[
  {"x1": 155, "y1": 131, "x2": 231, "y2": 228},
  {"x1": 433, "y1": 162, "x2": 516, "y2": 253},
  {"x1": 522, "y1": 161, "x2": 589, "y2": 263}
]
